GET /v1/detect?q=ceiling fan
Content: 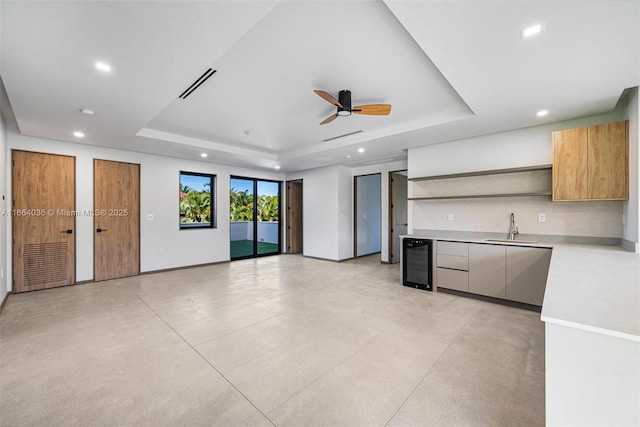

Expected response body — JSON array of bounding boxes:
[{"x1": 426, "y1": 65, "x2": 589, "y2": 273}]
[{"x1": 314, "y1": 89, "x2": 391, "y2": 125}]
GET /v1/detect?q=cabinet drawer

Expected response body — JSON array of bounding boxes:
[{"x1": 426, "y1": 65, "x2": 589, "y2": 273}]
[
  {"x1": 436, "y1": 267, "x2": 469, "y2": 292},
  {"x1": 436, "y1": 254, "x2": 469, "y2": 271},
  {"x1": 437, "y1": 241, "x2": 469, "y2": 257}
]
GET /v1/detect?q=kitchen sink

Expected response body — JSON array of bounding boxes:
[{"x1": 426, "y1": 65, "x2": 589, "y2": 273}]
[{"x1": 482, "y1": 238, "x2": 538, "y2": 244}]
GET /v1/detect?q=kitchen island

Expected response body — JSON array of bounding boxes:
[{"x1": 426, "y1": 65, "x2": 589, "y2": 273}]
[
  {"x1": 541, "y1": 244, "x2": 639, "y2": 426},
  {"x1": 401, "y1": 235, "x2": 640, "y2": 426}
]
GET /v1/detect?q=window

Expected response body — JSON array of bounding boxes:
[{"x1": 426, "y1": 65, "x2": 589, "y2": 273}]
[{"x1": 179, "y1": 171, "x2": 215, "y2": 229}]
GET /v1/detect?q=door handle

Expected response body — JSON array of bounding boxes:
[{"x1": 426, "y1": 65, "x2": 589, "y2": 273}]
[
  {"x1": 60, "y1": 229, "x2": 73, "y2": 234},
  {"x1": 96, "y1": 228, "x2": 108, "y2": 233}
]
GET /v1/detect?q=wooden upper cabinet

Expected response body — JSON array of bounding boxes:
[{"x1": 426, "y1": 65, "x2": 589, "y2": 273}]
[
  {"x1": 552, "y1": 120, "x2": 628, "y2": 201},
  {"x1": 553, "y1": 127, "x2": 588, "y2": 200},
  {"x1": 587, "y1": 121, "x2": 628, "y2": 200}
]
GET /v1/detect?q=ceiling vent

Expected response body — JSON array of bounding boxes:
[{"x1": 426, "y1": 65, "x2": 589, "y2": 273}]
[
  {"x1": 179, "y1": 68, "x2": 216, "y2": 99},
  {"x1": 322, "y1": 130, "x2": 363, "y2": 142}
]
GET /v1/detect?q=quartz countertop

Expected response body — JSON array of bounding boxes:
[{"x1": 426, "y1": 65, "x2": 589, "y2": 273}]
[
  {"x1": 402, "y1": 234, "x2": 640, "y2": 342},
  {"x1": 541, "y1": 243, "x2": 639, "y2": 342}
]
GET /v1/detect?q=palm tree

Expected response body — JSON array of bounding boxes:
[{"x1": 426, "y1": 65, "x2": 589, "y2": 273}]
[
  {"x1": 230, "y1": 188, "x2": 253, "y2": 221},
  {"x1": 181, "y1": 189, "x2": 211, "y2": 223},
  {"x1": 257, "y1": 195, "x2": 279, "y2": 222}
]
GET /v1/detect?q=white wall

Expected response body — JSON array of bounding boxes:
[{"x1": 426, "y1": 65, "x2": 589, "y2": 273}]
[
  {"x1": 623, "y1": 88, "x2": 639, "y2": 252},
  {"x1": 6, "y1": 130, "x2": 283, "y2": 287},
  {"x1": 285, "y1": 166, "x2": 340, "y2": 260},
  {"x1": 337, "y1": 166, "x2": 353, "y2": 261},
  {"x1": 0, "y1": 111, "x2": 7, "y2": 303},
  {"x1": 408, "y1": 109, "x2": 633, "y2": 241},
  {"x1": 352, "y1": 160, "x2": 408, "y2": 262},
  {"x1": 408, "y1": 110, "x2": 623, "y2": 178},
  {"x1": 285, "y1": 160, "x2": 407, "y2": 262},
  {"x1": 355, "y1": 173, "x2": 381, "y2": 256}
]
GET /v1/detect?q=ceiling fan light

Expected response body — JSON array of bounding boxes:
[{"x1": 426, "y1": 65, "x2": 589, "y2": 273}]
[{"x1": 337, "y1": 110, "x2": 351, "y2": 116}]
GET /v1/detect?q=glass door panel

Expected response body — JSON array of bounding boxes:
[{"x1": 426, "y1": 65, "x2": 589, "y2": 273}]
[
  {"x1": 257, "y1": 180, "x2": 280, "y2": 255},
  {"x1": 230, "y1": 177, "x2": 255, "y2": 259},
  {"x1": 230, "y1": 177, "x2": 281, "y2": 259}
]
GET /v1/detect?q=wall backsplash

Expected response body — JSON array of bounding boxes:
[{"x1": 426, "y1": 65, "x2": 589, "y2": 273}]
[{"x1": 412, "y1": 197, "x2": 623, "y2": 238}]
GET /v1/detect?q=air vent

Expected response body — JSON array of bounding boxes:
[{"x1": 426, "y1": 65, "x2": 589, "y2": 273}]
[
  {"x1": 179, "y1": 68, "x2": 217, "y2": 99},
  {"x1": 23, "y1": 242, "x2": 68, "y2": 286},
  {"x1": 322, "y1": 130, "x2": 363, "y2": 142}
]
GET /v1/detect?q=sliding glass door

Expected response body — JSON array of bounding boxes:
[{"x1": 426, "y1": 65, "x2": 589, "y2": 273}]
[{"x1": 230, "y1": 177, "x2": 281, "y2": 259}]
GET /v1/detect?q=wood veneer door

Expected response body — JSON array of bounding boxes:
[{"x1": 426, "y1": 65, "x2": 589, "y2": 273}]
[
  {"x1": 94, "y1": 159, "x2": 140, "y2": 281},
  {"x1": 552, "y1": 127, "x2": 588, "y2": 201},
  {"x1": 588, "y1": 121, "x2": 628, "y2": 200},
  {"x1": 286, "y1": 180, "x2": 302, "y2": 254},
  {"x1": 389, "y1": 172, "x2": 407, "y2": 264},
  {"x1": 12, "y1": 150, "x2": 75, "y2": 293}
]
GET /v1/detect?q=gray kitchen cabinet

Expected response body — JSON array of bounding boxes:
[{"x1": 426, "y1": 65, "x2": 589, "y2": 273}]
[
  {"x1": 436, "y1": 241, "x2": 469, "y2": 292},
  {"x1": 469, "y1": 244, "x2": 506, "y2": 299},
  {"x1": 436, "y1": 267, "x2": 469, "y2": 292},
  {"x1": 506, "y1": 246, "x2": 552, "y2": 306}
]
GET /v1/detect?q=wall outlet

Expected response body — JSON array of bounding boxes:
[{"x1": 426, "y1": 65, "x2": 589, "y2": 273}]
[
  {"x1": 146, "y1": 214, "x2": 154, "y2": 221},
  {"x1": 538, "y1": 213, "x2": 546, "y2": 223},
  {"x1": 447, "y1": 213, "x2": 454, "y2": 221}
]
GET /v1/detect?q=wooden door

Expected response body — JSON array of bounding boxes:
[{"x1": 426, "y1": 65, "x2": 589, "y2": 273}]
[
  {"x1": 552, "y1": 127, "x2": 588, "y2": 201},
  {"x1": 588, "y1": 121, "x2": 628, "y2": 200},
  {"x1": 94, "y1": 159, "x2": 140, "y2": 281},
  {"x1": 286, "y1": 180, "x2": 302, "y2": 254},
  {"x1": 389, "y1": 172, "x2": 407, "y2": 264},
  {"x1": 12, "y1": 150, "x2": 75, "y2": 293}
]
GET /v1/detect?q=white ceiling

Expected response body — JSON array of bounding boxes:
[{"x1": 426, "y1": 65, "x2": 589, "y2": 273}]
[{"x1": 1, "y1": 1, "x2": 638, "y2": 172}]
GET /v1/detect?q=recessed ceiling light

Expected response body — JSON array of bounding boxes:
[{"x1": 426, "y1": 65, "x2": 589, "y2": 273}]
[
  {"x1": 80, "y1": 108, "x2": 95, "y2": 116},
  {"x1": 537, "y1": 110, "x2": 549, "y2": 117},
  {"x1": 244, "y1": 129, "x2": 252, "y2": 135},
  {"x1": 358, "y1": 148, "x2": 365, "y2": 153},
  {"x1": 95, "y1": 61, "x2": 112, "y2": 72},
  {"x1": 200, "y1": 153, "x2": 208, "y2": 158},
  {"x1": 73, "y1": 131, "x2": 84, "y2": 138},
  {"x1": 521, "y1": 23, "x2": 543, "y2": 39},
  {"x1": 275, "y1": 165, "x2": 281, "y2": 170},
  {"x1": 345, "y1": 155, "x2": 352, "y2": 159}
]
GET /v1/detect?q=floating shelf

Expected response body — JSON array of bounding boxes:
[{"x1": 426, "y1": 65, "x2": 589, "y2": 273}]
[
  {"x1": 409, "y1": 191, "x2": 552, "y2": 201},
  {"x1": 408, "y1": 164, "x2": 552, "y2": 182}
]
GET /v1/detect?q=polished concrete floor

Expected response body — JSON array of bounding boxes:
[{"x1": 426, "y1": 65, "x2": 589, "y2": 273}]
[{"x1": 0, "y1": 255, "x2": 545, "y2": 426}]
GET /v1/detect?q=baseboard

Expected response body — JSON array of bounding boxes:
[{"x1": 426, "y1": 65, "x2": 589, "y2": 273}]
[
  {"x1": 436, "y1": 287, "x2": 541, "y2": 312},
  {"x1": 140, "y1": 260, "x2": 230, "y2": 276},
  {"x1": 303, "y1": 255, "x2": 346, "y2": 263},
  {"x1": 621, "y1": 238, "x2": 638, "y2": 253},
  {"x1": 0, "y1": 292, "x2": 10, "y2": 315}
]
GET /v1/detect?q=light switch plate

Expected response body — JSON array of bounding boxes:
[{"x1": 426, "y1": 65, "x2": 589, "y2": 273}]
[{"x1": 146, "y1": 214, "x2": 154, "y2": 221}]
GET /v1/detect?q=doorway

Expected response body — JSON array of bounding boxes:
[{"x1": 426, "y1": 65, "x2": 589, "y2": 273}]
[
  {"x1": 286, "y1": 180, "x2": 303, "y2": 254},
  {"x1": 12, "y1": 150, "x2": 76, "y2": 293},
  {"x1": 94, "y1": 159, "x2": 140, "y2": 281},
  {"x1": 354, "y1": 173, "x2": 381, "y2": 258},
  {"x1": 230, "y1": 177, "x2": 281, "y2": 259},
  {"x1": 389, "y1": 170, "x2": 408, "y2": 264}
]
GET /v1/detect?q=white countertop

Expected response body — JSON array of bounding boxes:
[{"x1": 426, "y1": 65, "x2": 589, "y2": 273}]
[
  {"x1": 541, "y1": 244, "x2": 639, "y2": 342},
  {"x1": 403, "y1": 235, "x2": 640, "y2": 342}
]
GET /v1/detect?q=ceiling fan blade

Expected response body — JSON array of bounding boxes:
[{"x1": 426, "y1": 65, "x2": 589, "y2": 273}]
[
  {"x1": 314, "y1": 90, "x2": 343, "y2": 108},
  {"x1": 352, "y1": 104, "x2": 392, "y2": 115},
  {"x1": 320, "y1": 114, "x2": 338, "y2": 125}
]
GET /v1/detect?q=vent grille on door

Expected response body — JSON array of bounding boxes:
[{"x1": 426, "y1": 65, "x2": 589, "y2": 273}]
[{"x1": 23, "y1": 242, "x2": 68, "y2": 286}]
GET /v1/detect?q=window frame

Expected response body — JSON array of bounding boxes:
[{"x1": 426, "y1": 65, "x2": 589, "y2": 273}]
[{"x1": 179, "y1": 171, "x2": 216, "y2": 230}]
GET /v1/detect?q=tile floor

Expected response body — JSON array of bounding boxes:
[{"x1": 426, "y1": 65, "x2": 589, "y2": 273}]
[{"x1": 0, "y1": 255, "x2": 545, "y2": 426}]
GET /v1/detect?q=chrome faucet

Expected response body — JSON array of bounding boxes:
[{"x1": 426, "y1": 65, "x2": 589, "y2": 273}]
[{"x1": 509, "y1": 212, "x2": 519, "y2": 241}]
